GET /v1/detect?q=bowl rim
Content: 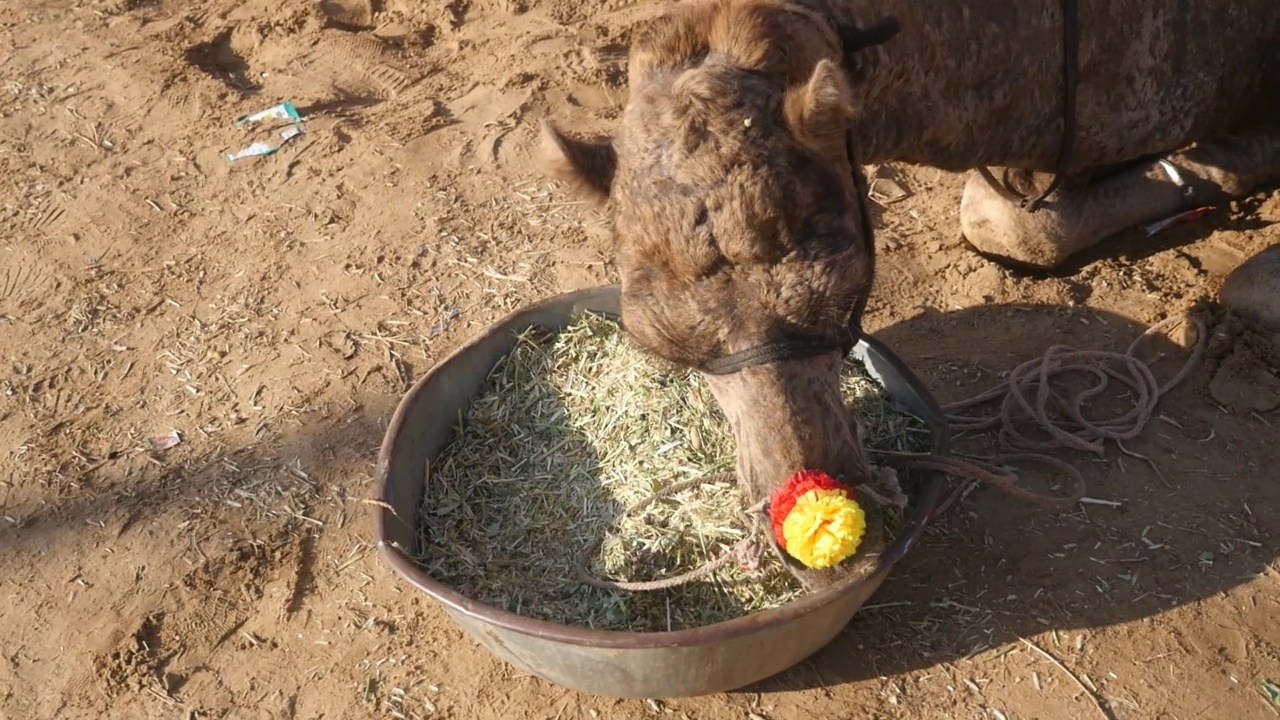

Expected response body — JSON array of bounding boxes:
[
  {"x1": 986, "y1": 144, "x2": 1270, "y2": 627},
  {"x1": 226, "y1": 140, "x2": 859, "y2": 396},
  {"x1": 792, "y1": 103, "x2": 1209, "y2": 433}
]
[{"x1": 371, "y1": 284, "x2": 950, "y2": 650}]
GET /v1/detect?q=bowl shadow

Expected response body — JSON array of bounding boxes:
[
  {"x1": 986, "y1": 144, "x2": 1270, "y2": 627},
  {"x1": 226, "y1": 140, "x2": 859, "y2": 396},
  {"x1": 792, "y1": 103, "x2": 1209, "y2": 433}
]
[{"x1": 736, "y1": 301, "x2": 1277, "y2": 692}]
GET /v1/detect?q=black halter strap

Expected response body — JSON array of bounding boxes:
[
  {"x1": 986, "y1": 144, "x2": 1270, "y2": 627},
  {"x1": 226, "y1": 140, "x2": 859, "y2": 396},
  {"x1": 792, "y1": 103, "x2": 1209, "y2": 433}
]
[
  {"x1": 696, "y1": 7, "x2": 900, "y2": 377},
  {"x1": 976, "y1": 0, "x2": 1081, "y2": 212},
  {"x1": 701, "y1": 336, "x2": 852, "y2": 375}
]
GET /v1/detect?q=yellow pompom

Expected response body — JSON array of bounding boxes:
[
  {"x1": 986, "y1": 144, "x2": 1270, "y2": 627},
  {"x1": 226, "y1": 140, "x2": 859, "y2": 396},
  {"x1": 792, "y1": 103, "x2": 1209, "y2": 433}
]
[{"x1": 780, "y1": 488, "x2": 866, "y2": 569}]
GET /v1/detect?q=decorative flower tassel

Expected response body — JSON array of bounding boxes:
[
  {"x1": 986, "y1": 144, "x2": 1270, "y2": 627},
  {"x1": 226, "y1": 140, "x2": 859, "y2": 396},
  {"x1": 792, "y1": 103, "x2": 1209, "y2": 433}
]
[{"x1": 768, "y1": 469, "x2": 866, "y2": 569}]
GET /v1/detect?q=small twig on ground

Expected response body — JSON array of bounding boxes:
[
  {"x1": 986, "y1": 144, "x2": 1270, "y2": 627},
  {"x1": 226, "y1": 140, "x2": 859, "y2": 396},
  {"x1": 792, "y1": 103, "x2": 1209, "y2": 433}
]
[
  {"x1": 360, "y1": 497, "x2": 399, "y2": 515},
  {"x1": 1117, "y1": 440, "x2": 1171, "y2": 488},
  {"x1": 1020, "y1": 638, "x2": 1115, "y2": 720}
]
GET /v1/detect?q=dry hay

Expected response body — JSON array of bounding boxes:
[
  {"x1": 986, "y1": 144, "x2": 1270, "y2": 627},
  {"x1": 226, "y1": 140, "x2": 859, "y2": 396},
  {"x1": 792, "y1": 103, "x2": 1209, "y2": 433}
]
[{"x1": 414, "y1": 311, "x2": 931, "y2": 632}]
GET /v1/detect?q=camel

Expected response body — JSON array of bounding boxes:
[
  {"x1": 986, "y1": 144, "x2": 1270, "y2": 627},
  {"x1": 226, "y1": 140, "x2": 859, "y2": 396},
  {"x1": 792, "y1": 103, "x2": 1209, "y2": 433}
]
[{"x1": 538, "y1": 0, "x2": 1280, "y2": 587}]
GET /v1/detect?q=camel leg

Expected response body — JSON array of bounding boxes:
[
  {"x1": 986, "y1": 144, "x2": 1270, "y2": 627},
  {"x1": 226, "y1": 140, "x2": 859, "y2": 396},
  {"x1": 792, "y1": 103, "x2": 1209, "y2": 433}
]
[{"x1": 958, "y1": 124, "x2": 1280, "y2": 270}]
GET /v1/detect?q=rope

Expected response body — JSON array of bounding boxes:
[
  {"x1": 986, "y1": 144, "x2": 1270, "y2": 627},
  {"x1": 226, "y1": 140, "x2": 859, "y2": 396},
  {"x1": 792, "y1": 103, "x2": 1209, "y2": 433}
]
[{"x1": 576, "y1": 313, "x2": 1207, "y2": 592}]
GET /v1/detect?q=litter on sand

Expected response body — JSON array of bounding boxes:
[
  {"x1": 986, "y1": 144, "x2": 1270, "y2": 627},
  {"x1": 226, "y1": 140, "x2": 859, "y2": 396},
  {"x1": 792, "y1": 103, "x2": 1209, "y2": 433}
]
[
  {"x1": 1143, "y1": 205, "x2": 1215, "y2": 237},
  {"x1": 226, "y1": 100, "x2": 306, "y2": 161},
  {"x1": 430, "y1": 306, "x2": 462, "y2": 335},
  {"x1": 234, "y1": 100, "x2": 302, "y2": 126},
  {"x1": 414, "y1": 311, "x2": 932, "y2": 633},
  {"x1": 226, "y1": 126, "x2": 306, "y2": 162},
  {"x1": 1263, "y1": 679, "x2": 1280, "y2": 704},
  {"x1": 145, "y1": 429, "x2": 183, "y2": 452}
]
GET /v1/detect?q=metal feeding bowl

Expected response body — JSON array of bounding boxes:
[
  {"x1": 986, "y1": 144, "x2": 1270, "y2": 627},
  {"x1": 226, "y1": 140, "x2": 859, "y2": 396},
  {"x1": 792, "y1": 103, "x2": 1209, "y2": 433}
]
[{"x1": 371, "y1": 285, "x2": 951, "y2": 699}]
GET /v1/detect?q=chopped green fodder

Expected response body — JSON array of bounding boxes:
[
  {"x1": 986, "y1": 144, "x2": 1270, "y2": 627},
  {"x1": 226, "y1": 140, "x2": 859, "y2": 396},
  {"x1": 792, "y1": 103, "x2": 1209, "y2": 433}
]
[{"x1": 415, "y1": 311, "x2": 932, "y2": 632}]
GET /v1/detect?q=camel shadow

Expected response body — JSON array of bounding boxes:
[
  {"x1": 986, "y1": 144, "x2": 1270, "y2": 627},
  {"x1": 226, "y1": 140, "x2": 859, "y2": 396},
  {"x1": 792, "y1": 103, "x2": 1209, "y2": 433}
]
[
  {"x1": 0, "y1": 393, "x2": 397, "y2": 555},
  {"x1": 0, "y1": 387, "x2": 405, "y2": 710},
  {"x1": 734, "y1": 301, "x2": 1276, "y2": 692}
]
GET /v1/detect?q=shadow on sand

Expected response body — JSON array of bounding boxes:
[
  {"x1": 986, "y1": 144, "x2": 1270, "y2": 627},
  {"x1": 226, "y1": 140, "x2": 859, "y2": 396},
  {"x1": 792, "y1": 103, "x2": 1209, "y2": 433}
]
[
  {"x1": 734, "y1": 301, "x2": 1276, "y2": 691},
  {"x1": 6, "y1": 300, "x2": 1273, "y2": 709}
]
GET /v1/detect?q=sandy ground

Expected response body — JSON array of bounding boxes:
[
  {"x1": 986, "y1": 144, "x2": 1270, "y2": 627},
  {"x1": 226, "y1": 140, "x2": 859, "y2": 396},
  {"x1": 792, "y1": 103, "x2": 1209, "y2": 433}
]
[{"x1": 2, "y1": 0, "x2": 1279, "y2": 718}]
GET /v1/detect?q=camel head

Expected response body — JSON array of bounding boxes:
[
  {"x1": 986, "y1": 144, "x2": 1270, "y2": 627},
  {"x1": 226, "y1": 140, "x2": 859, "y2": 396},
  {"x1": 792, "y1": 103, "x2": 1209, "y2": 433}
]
[{"x1": 541, "y1": 0, "x2": 898, "y2": 586}]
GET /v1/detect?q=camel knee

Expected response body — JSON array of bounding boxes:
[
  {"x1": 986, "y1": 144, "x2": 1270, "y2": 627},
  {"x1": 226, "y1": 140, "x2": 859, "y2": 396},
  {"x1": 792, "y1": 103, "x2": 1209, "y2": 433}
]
[
  {"x1": 958, "y1": 154, "x2": 1225, "y2": 269},
  {"x1": 958, "y1": 171, "x2": 1081, "y2": 270}
]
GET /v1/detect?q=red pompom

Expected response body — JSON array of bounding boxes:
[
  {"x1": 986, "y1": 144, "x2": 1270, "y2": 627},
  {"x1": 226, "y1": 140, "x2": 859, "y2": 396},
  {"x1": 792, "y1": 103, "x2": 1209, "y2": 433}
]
[{"x1": 768, "y1": 469, "x2": 850, "y2": 549}]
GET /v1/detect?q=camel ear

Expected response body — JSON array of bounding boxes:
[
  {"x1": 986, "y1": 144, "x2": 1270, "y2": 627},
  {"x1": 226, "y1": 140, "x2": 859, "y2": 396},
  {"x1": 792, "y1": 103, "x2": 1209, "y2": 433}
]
[
  {"x1": 787, "y1": 59, "x2": 855, "y2": 147},
  {"x1": 540, "y1": 120, "x2": 617, "y2": 203}
]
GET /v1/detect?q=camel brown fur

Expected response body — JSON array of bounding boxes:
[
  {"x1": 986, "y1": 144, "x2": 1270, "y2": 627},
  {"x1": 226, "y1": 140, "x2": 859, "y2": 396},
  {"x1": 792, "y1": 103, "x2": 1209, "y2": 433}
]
[{"x1": 539, "y1": 0, "x2": 1280, "y2": 587}]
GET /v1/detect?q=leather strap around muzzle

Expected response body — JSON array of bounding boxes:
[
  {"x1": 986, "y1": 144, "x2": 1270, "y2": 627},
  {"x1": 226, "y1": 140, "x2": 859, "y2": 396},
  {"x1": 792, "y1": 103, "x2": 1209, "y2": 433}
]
[
  {"x1": 700, "y1": 331, "x2": 858, "y2": 376},
  {"x1": 697, "y1": 9, "x2": 896, "y2": 377}
]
